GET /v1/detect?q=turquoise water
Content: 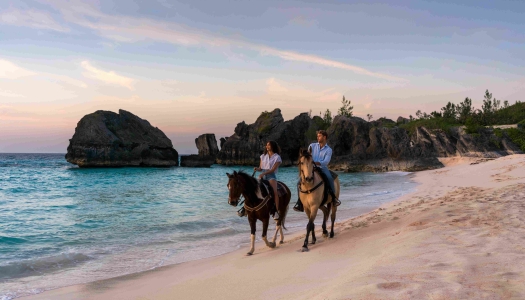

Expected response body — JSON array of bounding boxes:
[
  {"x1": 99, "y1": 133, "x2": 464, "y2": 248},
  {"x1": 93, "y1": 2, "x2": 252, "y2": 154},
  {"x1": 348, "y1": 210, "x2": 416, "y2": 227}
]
[{"x1": 0, "y1": 153, "x2": 417, "y2": 299}]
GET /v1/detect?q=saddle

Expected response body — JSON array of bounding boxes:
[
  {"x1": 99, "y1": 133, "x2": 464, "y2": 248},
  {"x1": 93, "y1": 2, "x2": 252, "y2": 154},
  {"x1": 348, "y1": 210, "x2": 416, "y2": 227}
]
[{"x1": 260, "y1": 180, "x2": 287, "y2": 215}]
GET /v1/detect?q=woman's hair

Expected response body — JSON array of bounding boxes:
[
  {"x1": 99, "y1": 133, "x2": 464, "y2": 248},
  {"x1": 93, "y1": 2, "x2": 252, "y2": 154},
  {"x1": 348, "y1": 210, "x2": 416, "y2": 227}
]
[{"x1": 264, "y1": 140, "x2": 281, "y2": 155}]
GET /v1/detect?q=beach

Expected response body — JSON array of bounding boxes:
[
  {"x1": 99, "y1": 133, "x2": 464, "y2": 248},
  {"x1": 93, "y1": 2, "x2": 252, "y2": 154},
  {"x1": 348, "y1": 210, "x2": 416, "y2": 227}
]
[{"x1": 22, "y1": 154, "x2": 525, "y2": 299}]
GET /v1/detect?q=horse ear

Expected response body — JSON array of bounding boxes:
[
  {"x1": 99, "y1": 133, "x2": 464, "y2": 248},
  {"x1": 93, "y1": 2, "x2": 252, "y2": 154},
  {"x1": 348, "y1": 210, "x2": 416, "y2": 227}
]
[
  {"x1": 308, "y1": 145, "x2": 312, "y2": 154},
  {"x1": 226, "y1": 172, "x2": 231, "y2": 178},
  {"x1": 233, "y1": 171, "x2": 237, "y2": 176}
]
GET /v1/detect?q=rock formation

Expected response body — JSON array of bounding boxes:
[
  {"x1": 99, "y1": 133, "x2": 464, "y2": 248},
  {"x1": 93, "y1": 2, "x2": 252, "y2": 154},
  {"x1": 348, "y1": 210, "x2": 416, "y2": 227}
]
[
  {"x1": 397, "y1": 116, "x2": 410, "y2": 124},
  {"x1": 216, "y1": 108, "x2": 318, "y2": 166},
  {"x1": 328, "y1": 115, "x2": 521, "y2": 172},
  {"x1": 180, "y1": 134, "x2": 219, "y2": 167},
  {"x1": 66, "y1": 110, "x2": 178, "y2": 167},
  {"x1": 215, "y1": 109, "x2": 522, "y2": 172}
]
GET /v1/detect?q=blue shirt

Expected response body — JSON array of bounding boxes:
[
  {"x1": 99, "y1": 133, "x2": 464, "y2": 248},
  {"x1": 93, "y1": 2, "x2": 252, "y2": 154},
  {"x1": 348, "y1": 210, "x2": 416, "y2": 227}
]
[{"x1": 308, "y1": 143, "x2": 332, "y2": 168}]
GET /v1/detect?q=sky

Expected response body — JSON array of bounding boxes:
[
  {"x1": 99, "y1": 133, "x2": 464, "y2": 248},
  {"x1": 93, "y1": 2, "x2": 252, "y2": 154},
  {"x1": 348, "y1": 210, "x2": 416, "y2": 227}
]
[{"x1": 1, "y1": 0, "x2": 524, "y2": 154}]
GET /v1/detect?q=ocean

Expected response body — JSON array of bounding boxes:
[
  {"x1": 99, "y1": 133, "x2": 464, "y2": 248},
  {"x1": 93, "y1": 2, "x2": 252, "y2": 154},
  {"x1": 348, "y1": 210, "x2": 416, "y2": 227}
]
[{"x1": 0, "y1": 153, "x2": 417, "y2": 299}]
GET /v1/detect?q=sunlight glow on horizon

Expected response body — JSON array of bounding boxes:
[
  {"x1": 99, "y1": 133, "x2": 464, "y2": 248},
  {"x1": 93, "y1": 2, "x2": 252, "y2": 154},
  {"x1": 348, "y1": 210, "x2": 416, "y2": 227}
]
[{"x1": 1, "y1": 0, "x2": 524, "y2": 153}]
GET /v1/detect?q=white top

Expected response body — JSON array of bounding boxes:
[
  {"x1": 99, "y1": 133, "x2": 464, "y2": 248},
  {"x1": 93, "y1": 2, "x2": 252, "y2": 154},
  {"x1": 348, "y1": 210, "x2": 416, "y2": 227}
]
[{"x1": 260, "y1": 153, "x2": 282, "y2": 173}]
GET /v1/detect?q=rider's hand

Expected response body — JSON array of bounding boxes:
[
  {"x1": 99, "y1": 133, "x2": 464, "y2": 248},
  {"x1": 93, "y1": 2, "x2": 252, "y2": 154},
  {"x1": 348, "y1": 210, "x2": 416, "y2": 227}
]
[
  {"x1": 253, "y1": 167, "x2": 257, "y2": 172},
  {"x1": 258, "y1": 174, "x2": 264, "y2": 180}
]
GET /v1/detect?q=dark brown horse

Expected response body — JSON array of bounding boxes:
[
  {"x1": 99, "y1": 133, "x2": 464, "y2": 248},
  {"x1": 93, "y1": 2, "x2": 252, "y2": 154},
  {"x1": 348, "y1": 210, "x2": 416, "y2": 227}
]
[{"x1": 226, "y1": 171, "x2": 291, "y2": 255}]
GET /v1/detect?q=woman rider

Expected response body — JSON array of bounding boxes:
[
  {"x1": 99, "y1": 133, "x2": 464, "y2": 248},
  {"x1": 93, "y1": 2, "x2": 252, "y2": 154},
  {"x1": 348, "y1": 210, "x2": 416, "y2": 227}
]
[{"x1": 254, "y1": 140, "x2": 282, "y2": 220}]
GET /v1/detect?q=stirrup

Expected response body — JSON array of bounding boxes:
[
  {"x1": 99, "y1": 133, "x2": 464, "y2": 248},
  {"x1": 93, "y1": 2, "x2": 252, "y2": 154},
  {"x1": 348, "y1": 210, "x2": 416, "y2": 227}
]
[
  {"x1": 237, "y1": 207, "x2": 246, "y2": 217},
  {"x1": 293, "y1": 200, "x2": 304, "y2": 212}
]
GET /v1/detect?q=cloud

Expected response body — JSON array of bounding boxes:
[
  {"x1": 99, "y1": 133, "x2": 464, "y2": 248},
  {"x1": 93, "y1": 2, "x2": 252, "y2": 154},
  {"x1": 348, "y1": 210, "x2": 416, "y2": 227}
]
[
  {"x1": 0, "y1": 59, "x2": 36, "y2": 79},
  {"x1": 40, "y1": 1, "x2": 406, "y2": 82},
  {"x1": 266, "y1": 78, "x2": 288, "y2": 93},
  {"x1": 0, "y1": 88, "x2": 25, "y2": 98},
  {"x1": 288, "y1": 15, "x2": 317, "y2": 27},
  {"x1": 0, "y1": 8, "x2": 70, "y2": 32},
  {"x1": 81, "y1": 61, "x2": 134, "y2": 90}
]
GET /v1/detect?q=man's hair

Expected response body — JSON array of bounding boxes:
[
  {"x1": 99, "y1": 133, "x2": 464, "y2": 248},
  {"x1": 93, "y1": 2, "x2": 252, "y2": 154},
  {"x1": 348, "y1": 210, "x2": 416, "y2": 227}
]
[{"x1": 317, "y1": 130, "x2": 328, "y2": 138}]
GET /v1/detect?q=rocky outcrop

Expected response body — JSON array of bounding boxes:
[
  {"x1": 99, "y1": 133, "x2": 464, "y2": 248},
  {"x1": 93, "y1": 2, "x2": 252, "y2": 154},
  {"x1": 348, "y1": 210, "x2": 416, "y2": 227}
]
[
  {"x1": 328, "y1": 116, "x2": 521, "y2": 172},
  {"x1": 216, "y1": 109, "x2": 318, "y2": 166},
  {"x1": 66, "y1": 110, "x2": 178, "y2": 167},
  {"x1": 397, "y1": 116, "x2": 410, "y2": 124},
  {"x1": 214, "y1": 110, "x2": 522, "y2": 172},
  {"x1": 180, "y1": 134, "x2": 219, "y2": 167}
]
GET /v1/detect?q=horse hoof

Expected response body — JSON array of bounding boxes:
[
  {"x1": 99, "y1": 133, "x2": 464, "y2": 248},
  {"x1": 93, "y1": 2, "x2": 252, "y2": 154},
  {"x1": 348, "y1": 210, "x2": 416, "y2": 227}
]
[
  {"x1": 301, "y1": 247, "x2": 309, "y2": 252},
  {"x1": 279, "y1": 241, "x2": 284, "y2": 245},
  {"x1": 311, "y1": 240, "x2": 316, "y2": 245},
  {"x1": 330, "y1": 232, "x2": 334, "y2": 238},
  {"x1": 322, "y1": 233, "x2": 328, "y2": 238},
  {"x1": 246, "y1": 252, "x2": 253, "y2": 256},
  {"x1": 268, "y1": 242, "x2": 276, "y2": 248}
]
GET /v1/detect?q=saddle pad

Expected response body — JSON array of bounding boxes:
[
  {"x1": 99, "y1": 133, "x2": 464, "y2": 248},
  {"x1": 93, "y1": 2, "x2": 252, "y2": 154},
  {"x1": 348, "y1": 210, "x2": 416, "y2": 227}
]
[{"x1": 276, "y1": 182, "x2": 288, "y2": 199}]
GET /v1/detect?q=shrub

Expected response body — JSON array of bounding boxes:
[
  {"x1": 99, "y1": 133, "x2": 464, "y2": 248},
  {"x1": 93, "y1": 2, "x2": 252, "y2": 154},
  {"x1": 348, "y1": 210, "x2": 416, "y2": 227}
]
[
  {"x1": 503, "y1": 128, "x2": 525, "y2": 152},
  {"x1": 465, "y1": 118, "x2": 483, "y2": 134}
]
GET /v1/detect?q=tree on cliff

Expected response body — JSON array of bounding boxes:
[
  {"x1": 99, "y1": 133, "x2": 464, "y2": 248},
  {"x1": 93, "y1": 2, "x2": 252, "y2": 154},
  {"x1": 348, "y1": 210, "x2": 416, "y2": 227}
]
[
  {"x1": 338, "y1": 95, "x2": 353, "y2": 117},
  {"x1": 323, "y1": 109, "x2": 333, "y2": 126}
]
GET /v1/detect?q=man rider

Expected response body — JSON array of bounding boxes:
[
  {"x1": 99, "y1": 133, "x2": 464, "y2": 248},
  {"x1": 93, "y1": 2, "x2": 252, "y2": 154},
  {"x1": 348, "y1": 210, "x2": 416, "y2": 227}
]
[{"x1": 293, "y1": 130, "x2": 341, "y2": 212}]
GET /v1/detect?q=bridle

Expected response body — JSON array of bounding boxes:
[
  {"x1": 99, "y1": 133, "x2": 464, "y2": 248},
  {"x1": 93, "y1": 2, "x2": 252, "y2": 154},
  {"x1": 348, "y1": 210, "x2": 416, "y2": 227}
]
[
  {"x1": 298, "y1": 156, "x2": 324, "y2": 194},
  {"x1": 228, "y1": 172, "x2": 271, "y2": 213}
]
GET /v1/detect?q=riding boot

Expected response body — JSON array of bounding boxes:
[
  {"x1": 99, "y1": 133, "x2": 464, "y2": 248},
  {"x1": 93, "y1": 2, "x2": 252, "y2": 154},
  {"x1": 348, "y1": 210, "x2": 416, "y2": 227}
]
[
  {"x1": 237, "y1": 207, "x2": 246, "y2": 217},
  {"x1": 331, "y1": 192, "x2": 341, "y2": 207},
  {"x1": 293, "y1": 198, "x2": 304, "y2": 212}
]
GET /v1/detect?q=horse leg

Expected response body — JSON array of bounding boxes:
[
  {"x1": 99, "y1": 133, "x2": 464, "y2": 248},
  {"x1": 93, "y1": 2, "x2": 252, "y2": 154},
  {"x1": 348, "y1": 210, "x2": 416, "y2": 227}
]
[
  {"x1": 279, "y1": 224, "x2": 284, "y2": 244},
  {"x1": 247, "y1": 215, "x2": 256, "y2": 255},
  {"x1": 261, "y1": 217, "x2": 276, "y2": 248},
  {"x1": 302, "y1": 206, "x2": 312, "y2": 252},
  {"x1": 310, "y1": 205, "x2": 319, "y2": 245},
  {"x1": 319, "y1": 205, "x2": 329, "y2": 237},
  {"x1": 271, "y1": 222, "x2": 280, "y2": 245},
  {"x1": 330, "y1": 205, "x2": 337, "y2": 238}
]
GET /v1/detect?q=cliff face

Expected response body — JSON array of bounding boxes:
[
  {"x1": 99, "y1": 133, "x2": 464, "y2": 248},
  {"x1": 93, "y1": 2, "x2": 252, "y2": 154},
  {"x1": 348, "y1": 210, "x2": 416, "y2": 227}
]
[
  {"x1": 328, "y1": 116, "x2": 522, "y2": 172},
  {"x1": 65, "y1": 110, "x2": 178, "y2": 167},
  {"x1": 216, "y1": 110, "x2": 522, "y2": 172},
  {"x1": 179, "y1": 134, "x2": 219, "y2": 167},
  {"x1": 216, "y1": 109, "x2": 316, "y2": 166}
]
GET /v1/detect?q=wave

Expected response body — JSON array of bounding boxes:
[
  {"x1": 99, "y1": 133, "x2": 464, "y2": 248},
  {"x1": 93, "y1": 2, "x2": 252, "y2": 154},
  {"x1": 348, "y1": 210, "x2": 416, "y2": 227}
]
[
  {"x1": 0, "y1": 236, "x2": 28, "y2": 245},
  {"x1": 0, "y1": 252, "x2": 92, "y2": 281}
]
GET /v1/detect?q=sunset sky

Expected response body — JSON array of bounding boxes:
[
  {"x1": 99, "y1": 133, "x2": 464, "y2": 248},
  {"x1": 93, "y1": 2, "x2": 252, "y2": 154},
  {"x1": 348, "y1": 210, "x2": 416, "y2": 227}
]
[{"x1": 1, "y1": 0, "x2": 524, "y2": 153}]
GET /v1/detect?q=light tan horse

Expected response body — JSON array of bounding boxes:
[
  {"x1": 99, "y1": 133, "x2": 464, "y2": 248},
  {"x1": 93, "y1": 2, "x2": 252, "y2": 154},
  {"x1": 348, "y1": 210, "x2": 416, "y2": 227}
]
[{"x1": 297, "y1": 148, "x2": 340, "y2": 252}]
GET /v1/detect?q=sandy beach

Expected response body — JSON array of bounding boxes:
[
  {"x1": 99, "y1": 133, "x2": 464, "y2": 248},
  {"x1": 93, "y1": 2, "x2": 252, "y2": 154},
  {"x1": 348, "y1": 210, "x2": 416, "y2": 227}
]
[{"x1": 23, "y1": 154, "x2": 525, "y2": 300}]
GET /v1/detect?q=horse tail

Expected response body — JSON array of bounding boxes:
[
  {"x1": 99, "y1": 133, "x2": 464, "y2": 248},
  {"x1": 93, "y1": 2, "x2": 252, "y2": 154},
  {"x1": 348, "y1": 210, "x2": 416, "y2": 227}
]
[{"x1": 280, "y1": 204, "x2": 289, "y2": 231}]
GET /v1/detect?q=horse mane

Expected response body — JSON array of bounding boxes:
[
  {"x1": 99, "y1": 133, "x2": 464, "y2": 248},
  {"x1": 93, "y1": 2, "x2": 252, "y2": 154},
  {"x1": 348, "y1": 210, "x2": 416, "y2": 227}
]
[
  {"x1": 299, "y1": 148, "x2": 311, "y2": 160},
  {"x1": 235, "y1": 170, "x2": 260, "y2": 195}
]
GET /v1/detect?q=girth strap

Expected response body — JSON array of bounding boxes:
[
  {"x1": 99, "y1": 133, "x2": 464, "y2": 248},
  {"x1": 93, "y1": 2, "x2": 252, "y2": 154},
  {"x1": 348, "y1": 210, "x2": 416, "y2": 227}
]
[{"x1": 244, "y1": 181, "x2": 272, "y2": 212}]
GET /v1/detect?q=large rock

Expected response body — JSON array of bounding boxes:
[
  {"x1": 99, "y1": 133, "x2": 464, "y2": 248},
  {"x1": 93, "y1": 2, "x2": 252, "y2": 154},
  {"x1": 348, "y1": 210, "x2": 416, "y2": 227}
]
[
  {"x1": 66, "y1": 110, "x2": 178, "y2": 167},
  {"x1": 216, "y1": 108, "x2": 317, "y2": 166},
  {"x1": 180, "y1": 134, "x2": 219, "y2": 167},
  {"x1": 328, "y1": 115, "x2": 521, "y2": 172},
  {"x1": 196, "y1": 134, "x2": 219, "y2": 157}
]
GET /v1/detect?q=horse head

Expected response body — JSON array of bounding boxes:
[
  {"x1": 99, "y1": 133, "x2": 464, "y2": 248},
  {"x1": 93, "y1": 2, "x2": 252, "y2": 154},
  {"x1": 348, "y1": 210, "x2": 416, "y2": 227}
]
[
  {"x1": 298, "y1": 148, "x2": 315, "y2": 184},
  {"x1": 226, "y1": 171, "x2": 243, "y2": 206}
]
